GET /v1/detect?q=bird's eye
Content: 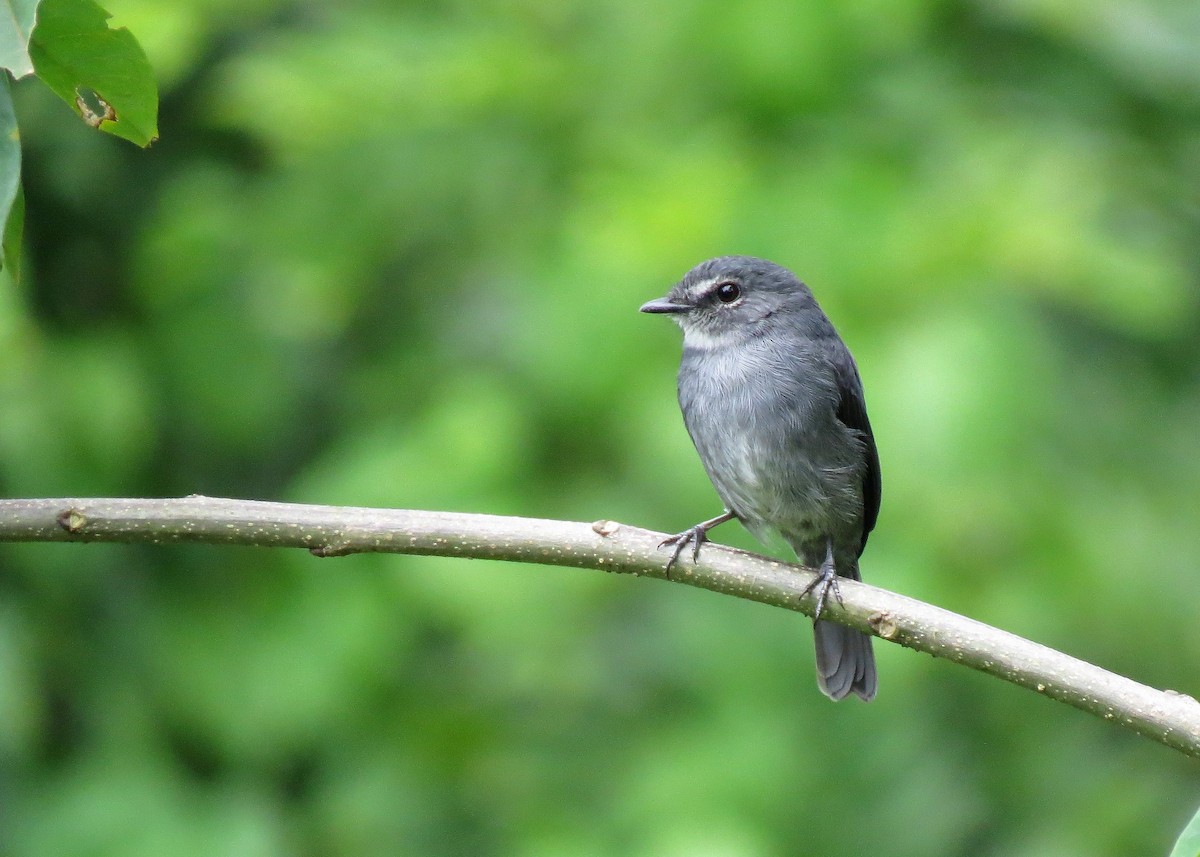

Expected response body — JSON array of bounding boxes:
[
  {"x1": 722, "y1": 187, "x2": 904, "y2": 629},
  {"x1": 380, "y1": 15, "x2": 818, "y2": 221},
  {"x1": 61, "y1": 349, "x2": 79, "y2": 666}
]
[{"x1": 715, "y1": 282, "x2": 741, "y2": 303}]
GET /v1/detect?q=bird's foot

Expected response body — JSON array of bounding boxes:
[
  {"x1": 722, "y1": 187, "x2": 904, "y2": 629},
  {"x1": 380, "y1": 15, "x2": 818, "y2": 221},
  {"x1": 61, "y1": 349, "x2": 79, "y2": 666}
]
[
  {"x1": 800, "y1": 545, "x2": 844, "y2": 620},
  {"x1": 656, "y1": 510, "x2": 736, "y2": 579},
  {"x1": 658, "y1": 527, "x2": 707, "y2": 579}
]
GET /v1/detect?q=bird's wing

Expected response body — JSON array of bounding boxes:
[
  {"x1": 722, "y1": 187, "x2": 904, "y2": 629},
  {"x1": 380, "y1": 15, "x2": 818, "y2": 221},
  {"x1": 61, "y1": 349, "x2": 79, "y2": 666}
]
[{"x1": 832, "y1": 346, "x2": 881, "y2": 554}]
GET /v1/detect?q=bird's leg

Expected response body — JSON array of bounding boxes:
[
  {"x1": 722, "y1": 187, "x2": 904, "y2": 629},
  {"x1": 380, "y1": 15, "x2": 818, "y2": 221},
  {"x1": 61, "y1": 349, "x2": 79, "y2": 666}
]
[
  {"x1": 800, "y1": 538, "x2": 844, "y2": 620},
  {"x1": 658, "y1": 510, "x2": 736, "y2": 578}
]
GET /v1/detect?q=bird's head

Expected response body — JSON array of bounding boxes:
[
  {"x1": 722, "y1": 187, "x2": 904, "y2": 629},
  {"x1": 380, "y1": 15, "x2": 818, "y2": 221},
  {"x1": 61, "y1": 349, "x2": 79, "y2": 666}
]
[{"x1": 640, "y1": 256, "x2": 819, "y2": 348}]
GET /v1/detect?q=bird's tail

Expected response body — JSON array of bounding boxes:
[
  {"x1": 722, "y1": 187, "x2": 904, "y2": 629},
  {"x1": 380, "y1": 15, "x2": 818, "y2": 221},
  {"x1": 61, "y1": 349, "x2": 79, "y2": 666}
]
[{"x1": 814, "y1": 620, "x2": 877, "y2": 701}]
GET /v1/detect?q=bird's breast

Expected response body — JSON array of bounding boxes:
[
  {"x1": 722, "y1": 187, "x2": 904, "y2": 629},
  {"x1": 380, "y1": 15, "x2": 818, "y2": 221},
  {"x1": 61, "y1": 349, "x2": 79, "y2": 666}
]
[{"x1": 677, "y1": 344, "x2": 862, "y2": 537}]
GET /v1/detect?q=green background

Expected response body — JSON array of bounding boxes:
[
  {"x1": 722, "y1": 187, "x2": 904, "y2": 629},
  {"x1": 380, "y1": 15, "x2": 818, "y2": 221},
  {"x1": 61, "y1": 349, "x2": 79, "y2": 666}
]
[{"x1": 3, "y1": 1, "x2": 1199, "y2": 854}]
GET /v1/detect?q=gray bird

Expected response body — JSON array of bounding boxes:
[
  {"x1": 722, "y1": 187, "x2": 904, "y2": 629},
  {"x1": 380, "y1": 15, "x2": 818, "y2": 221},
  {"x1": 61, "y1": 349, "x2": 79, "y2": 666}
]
[{"x1": 641, "y1": 256, "x2": 881, "y2": 701}]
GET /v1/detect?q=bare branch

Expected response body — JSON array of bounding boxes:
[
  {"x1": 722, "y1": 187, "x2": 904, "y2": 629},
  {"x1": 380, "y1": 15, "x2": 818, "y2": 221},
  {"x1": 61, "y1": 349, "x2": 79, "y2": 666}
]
[{"x1": 2, "y1": 495, "x2": 1198, "y2": 758}]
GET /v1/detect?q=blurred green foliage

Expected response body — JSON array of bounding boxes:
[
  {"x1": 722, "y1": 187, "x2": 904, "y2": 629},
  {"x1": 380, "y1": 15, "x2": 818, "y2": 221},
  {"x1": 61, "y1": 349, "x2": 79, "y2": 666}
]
[
  {"x1": 1171, "y1": 804, "x2": 1200, "y2": 857},
  {"x1": 2, "y1": 0, "x2": 1199, "y2": 854}
]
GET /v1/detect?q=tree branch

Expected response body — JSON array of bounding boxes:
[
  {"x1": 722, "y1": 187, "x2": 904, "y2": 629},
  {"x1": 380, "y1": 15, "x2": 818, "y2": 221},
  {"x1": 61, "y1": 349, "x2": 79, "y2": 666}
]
[{"x1": 2, "y1": 496, "x2": 1198, "y2": 758}]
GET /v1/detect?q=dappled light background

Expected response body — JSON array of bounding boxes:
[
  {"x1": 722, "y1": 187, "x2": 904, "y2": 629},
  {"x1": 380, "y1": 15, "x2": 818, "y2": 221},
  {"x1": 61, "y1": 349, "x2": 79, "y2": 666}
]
[{"x1": 3, "y1": 0, "x2": 1199, "y2": 854}]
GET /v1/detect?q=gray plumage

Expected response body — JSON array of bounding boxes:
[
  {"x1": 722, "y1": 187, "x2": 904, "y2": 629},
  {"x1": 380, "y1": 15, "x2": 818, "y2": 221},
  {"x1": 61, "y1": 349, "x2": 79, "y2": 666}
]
[{"x1": 641, "y1": 256, "x2": 881, "y2": 701}]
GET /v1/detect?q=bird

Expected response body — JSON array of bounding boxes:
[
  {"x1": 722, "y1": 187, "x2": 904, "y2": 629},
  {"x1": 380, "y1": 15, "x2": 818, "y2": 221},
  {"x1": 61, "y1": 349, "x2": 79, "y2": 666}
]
[{"x1": 640, "y1": 255, "x2": 881, "y2": 701}]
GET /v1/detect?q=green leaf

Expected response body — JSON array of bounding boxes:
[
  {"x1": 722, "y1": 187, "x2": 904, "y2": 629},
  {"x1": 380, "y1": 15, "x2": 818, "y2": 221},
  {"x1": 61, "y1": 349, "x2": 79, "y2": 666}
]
[
  {"x1": 29, "y1": 0, "x2": 158, "y2": 146},
  {"x1": 0, "y1": 0, "x2": 38, "y2": 78},
  {"x1": 4, "y1": 182, "x2": 23, "y2": 281},
  {"x1": 0, "y1": 74, "x2": 21, "y2": 279},
  {"x1": 1170, "y1": 804, "x2": 1200, "y2": 857}
]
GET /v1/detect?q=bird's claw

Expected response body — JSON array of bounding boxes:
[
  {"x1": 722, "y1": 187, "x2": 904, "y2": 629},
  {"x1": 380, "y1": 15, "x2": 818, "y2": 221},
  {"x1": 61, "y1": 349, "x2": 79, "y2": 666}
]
[
  {"x1": 800, "y1": 556, "x2": 844, "y2": 621},
  {"x1": 658, "y1": 526, "x2": 708, "y2": 578},
  {"x1": 654, "y1": 511, "x2": 736, "y2": 579}
]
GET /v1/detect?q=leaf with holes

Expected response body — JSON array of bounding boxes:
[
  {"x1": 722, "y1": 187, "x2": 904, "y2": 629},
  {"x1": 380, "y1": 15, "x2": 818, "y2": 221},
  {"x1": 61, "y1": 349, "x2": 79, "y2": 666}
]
[{"x1": 29, "y1": 0, "x2": 158, "y2": 146}]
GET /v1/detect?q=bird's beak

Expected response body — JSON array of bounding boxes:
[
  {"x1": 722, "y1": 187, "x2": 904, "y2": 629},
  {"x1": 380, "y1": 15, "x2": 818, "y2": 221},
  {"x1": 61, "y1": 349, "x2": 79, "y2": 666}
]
[{"x1": 639, "y1": 297, "x2": 690, "y2": 314}]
